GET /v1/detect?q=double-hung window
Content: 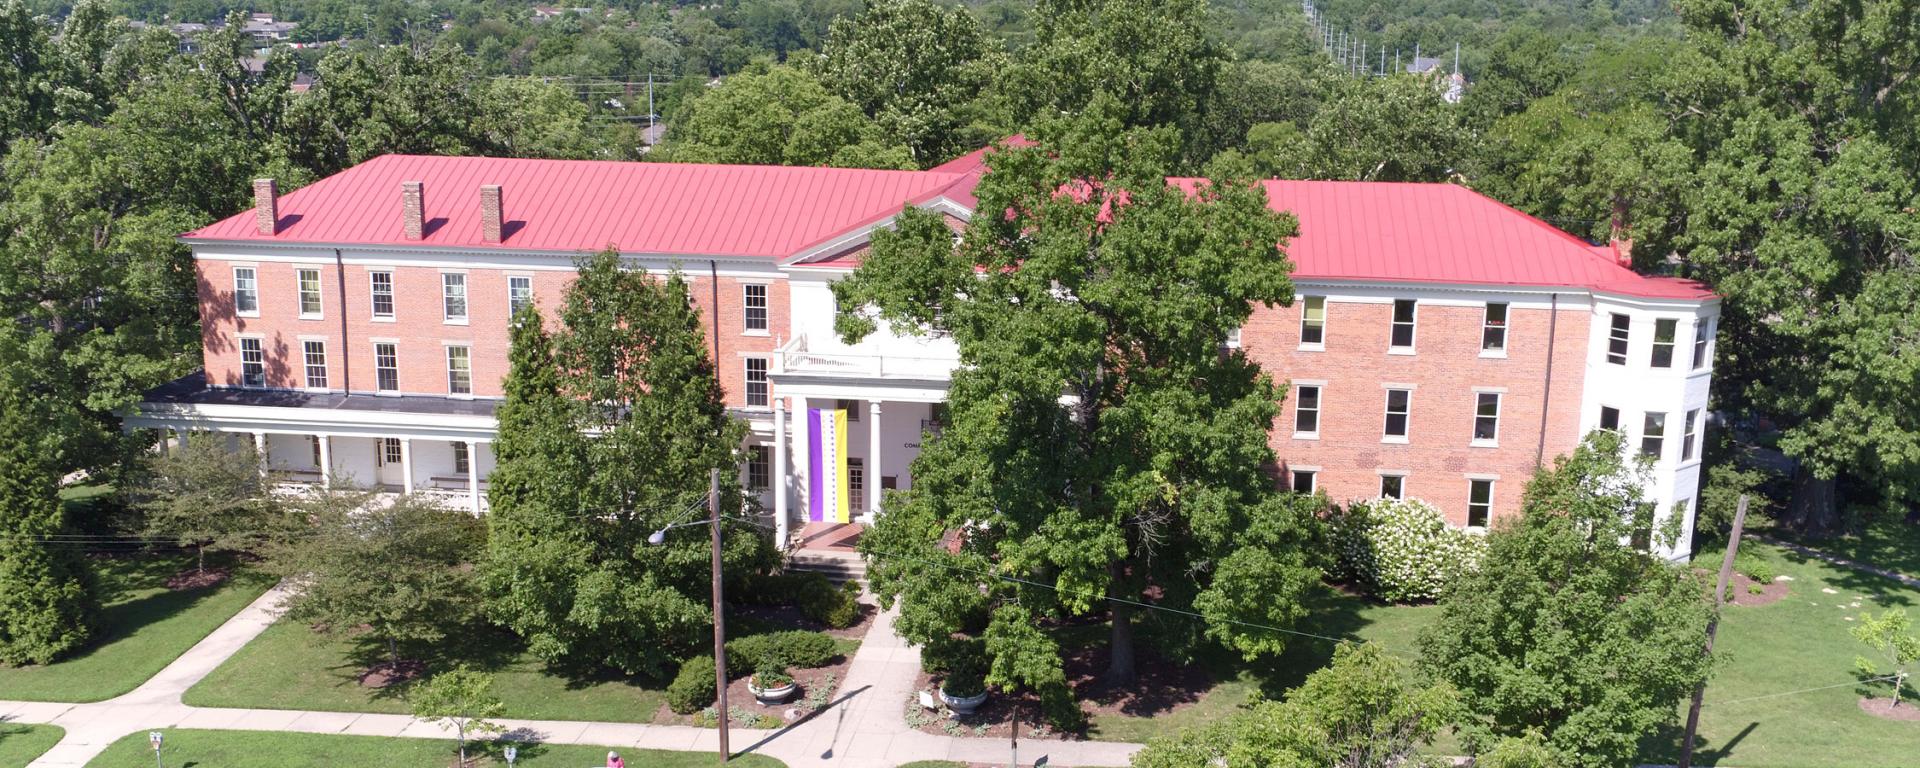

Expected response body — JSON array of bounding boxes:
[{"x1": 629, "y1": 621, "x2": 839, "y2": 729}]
[
  {"x1": 302, "y1": 340, "x2": 328, "y2": 389},
  {"x1": 743, "y1": 284, "x2": 768, "y2": 333},
  {"x1": 1389, "y1": 299, "x2": 1417, "y2": 351},
  {"x1": 744, "y1": 357, "x2": 769, "y2": 407},
  {"x1": 1379, "y1": 474, "x2": 1406, "y2": 500},
  {"x1": 1291, "y1": 469, "x2": 1316, "y2": 494},
  {"x1": 1599, "y1": 405, "x2": 1621, "y2": 432},
  {"x1": 1473, "y1": 392, "x2": 1501, "y2": 445},
  {"x1": 1607, "y1": 313, "x2": 1630, "y2": 365},
  {"x1": 1482, "y1": 302, "x2": 1508, "y2": 353},
  {"x1": 1293, "y1": 384, "x2": 1321, "y2": 436},
  {"x1": 1382, "y1": 388, "x2": 1411, "y2": 440},
  {"x1": 1682, "y1": 409, "x2": 1701, "y2": 461},
  {"x1": 374, "y1": 342, "x2": 399, "y2": 392},
  {"x1": 370, "y1": 271, "x2": 394, "y2": 319},
  {"x1": 1467, "y1": 479, "x2": 1494, "y2": 528},
  {"x1": 1641, "y1": 412, "x2": 1667, "y2": 459},
  {"x1": 240, "y1": 337, "x2": 265, "y2": 387},
  {"x1": 1650, "y1": 318, "x2": 1677, "y2": 368},
  {"x1": 233, "y1": 267, "x2": 259, "y2": 315},
  {"x1": 297, "y1": 268, "x2": 323, "y2": 317},
  {"x1": 1300, "y1": 296, "x2": 1326, "y2": 347},
  {"x1": 446, "y1": 345, "x2": 472, "y2": 395},
  {"x1": 1692, "y1": 319, "x2": 1712, "y2": 369},
  {"x1": 508, "y1": 275, "x2": 534, "y2": 316},
  {"x1": 453, "y1": 442, "x2": 470, "y2": 475},
  {"x1": 746, "y1": 445, "x2": 771, "y2": 490},
  {"x1": 442, "y1": 273, "x2": 468, "y2": 322}
]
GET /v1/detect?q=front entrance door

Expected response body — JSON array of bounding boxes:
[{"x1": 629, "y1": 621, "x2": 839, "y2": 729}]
[{"x1": 375, "y1": 438, "x2": 405, "y2": 488}]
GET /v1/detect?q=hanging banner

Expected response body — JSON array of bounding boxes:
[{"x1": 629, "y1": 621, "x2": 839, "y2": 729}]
[{"x1": 807, "y1": 408, "x2": 851, "y2": 523}]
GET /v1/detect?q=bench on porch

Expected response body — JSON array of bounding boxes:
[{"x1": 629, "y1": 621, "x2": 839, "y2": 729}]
[{"x1": 427, "y1": 475, "x2": 490, "y2": 492}]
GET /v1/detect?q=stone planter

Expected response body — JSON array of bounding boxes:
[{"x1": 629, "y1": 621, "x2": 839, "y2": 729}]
[
  {"x1": 749, "y1": 678, "x2": 798, "y2": 705},
  {"x1": 939, "y1": 686, "x2": 989, "y2": 715}
]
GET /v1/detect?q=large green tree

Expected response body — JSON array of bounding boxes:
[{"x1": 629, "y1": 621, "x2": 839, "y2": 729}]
[
  {"x1": 0, "y1": 328, "x2": 100, "y2": 665},
  {"x1": 810, "y1": 0, "x2": 1004, "y2": 166},
  {"x1": 663, "y1": 62, "x2": 914, "y2": 168},
  {"x1": 1242, "y1": 72, "x2": 1469, "y2": 183},
  {"x1": 1419, "y1": 431, "x2": 1715, "y2": 768},
  {"x1": 484, "y1": 254, "x2": 778, "y2": 677},
  {"x1": 132, "y1": 433, "x2": 281, "y2": 576},
  {"x1": 837, "y1": 106, "x2": 1321, "y2": 720}
]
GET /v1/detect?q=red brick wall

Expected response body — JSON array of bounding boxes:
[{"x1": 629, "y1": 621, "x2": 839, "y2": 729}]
[{"x1": 1240, "y1": 295, "x2": 1591, "y2": 526}]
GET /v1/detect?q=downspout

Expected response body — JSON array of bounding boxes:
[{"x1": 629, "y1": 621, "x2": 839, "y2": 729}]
[
  {"x1": 1534, "y1": 292, "x2": 1558, "y2": 467},
  {"x1": 708, "y1": 260, "x2": 722, "y2": 369},
  {"x1": 335, "y1": 248, "x2": 351, "y2": 396}
]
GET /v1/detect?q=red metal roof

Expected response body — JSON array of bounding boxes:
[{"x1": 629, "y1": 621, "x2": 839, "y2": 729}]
[{"x1": 184, "y1": 151, "x2": 1711, "y2": 300}]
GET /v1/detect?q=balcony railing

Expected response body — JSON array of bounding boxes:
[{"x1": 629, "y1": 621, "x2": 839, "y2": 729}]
[{"x1": 774, "y1": 335, "x2": 959, "y2": 380}]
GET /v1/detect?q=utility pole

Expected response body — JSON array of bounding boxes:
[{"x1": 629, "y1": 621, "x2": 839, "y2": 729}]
[
  {"x1": 710, "y1": 468, "x2": 730, "y2": 764},
  {"x1": 647, "y1": 72, "x2": 655, "y2": 130},
  {"x1": 1679, "y1": 495, "x2": 1748, "y2": 768}
]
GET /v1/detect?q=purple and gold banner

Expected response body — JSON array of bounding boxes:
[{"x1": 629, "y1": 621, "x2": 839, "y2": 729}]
[{"x1": 807, "y1": 408, "x2": 850, "y2": 523}]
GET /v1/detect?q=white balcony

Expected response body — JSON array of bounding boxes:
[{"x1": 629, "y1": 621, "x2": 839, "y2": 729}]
[{"x1": 773, "y1": 334, "x2": 959, "y2": 382}]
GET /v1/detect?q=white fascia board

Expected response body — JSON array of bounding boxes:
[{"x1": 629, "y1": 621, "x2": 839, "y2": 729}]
[
  {"x1": 185, "y1": 241, "x2": 789, "y2": 279},
  {"x1": 781, "y1": 196, "x2": 974, "y2": 267},
  {"x1": 125, "y1": 401, "x2": 499, "y2": 441}
]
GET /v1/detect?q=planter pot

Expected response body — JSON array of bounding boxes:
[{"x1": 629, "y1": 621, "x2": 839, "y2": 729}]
[
  {"x1": 939, "y1": 686, "x2": 989, "y2": 715},
  {"x1": 749, "y1": 680, "x2": 798, "y2": 705}
]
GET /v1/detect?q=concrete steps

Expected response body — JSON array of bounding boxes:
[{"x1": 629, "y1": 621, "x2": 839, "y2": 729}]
[{"x1": 786, "y1": 549, "x2": 867, "y2": 584}]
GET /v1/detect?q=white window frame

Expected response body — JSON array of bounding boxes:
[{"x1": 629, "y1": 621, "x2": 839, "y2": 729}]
[
  {"x1": 746, "y1": 445, "x2": 772, "y2": 490},
  {"x1": 300, "y1": 338, "x2": 328, "y2": 391},
  {"x1": 1299, "y1": 296, "x2": 1326, "y2": 350},
  {"x1": 445, "y1": 344, "x2": 473, "y2": 397},
  {"x1": 508, "y1": 274, "x2": 534, "y2": 317},
  {"x1": 233, "y1": 266, "x2": 259, "y2": 317},
  {"x1": 297, "y1": 268, "x2": 323, "y2": 319},
  {"x1": 441, "y1": 272, "x2": 469, "y2": 324},
  {"x1": 369, "y1": 270, "x2": 395, "y2": 320},
  {"x1": 744, "y1": 357, "x2": 769, "y2": 408},
  {"x1": 1466, "y1": 477, "x2": 1496, "y2": 529},
  {"x1": 1682, "y1": 408, "x2": 1701, "y2": 462},
  {"x1": 1598, "y1": 405, "x2": 1622, "y2": 433},
  {"x1": 1641, "y1": 411, "x2": 1667, "y2": 460},
  {"x1": 742, "y1": 283, "x2": 769, "y2": 335},
  {"x1": 1650, "y1": 318, "x2": 1678, "y2": 368},
  {"x1": 1223, "y1": 326, "x2": 1242, "y2": 349},
  {"x1": 1389, "y1": 299, "x2": 1417, "y2": 353},
  {"x1": 373, "y1": 340, "x2": 400, "y2": 394},
  {"x1": 1481, "y1": 302, "x2": 1508, "y2": 356},
  {"x1": 380, "y1": 437, "x2": 403, "y2": 466},
  {"x1": 1471, "y1": 390, "x2": 1502, "y2": 447},
  {"x1": 1378, "y1": 472, "x2": 1407, "y2": 500},
  {"x1": 848, "y1": 457, "x2": 866, "y2": 511},
  {"x1": 238, "y1": 334, "x2": 266, "y2": 387},
  {"x1": 453, "y1": 441, "x2": 470, "y2": 475},
  {"x1": 1290, "y1": 467, "x2": 1318, "y2": 494},
  {"x1": 1606, "y1": 313, "x2": 1630, "y2": 365},
  {"x1": 1292, "y1": 382, "x2": 1323, "y2": 439},
  {"x1": 1382, "y1": 386, "x2": 1412, "y2": 443},
  {"x1": 1692, "y1": 318, "x2": 1713, "y2": 370}
]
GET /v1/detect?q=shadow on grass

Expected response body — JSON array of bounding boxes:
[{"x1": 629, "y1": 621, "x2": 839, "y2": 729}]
[
  {"x1": 41, "y1": 555, "x2": 272, "y2": 667},
  {"x1": 1639, "y1": 719, "x2": 1759, "y2": 766},
  {"x1": 1244, "y1": 584, "x2": 1381, "y2": 696},
  {"x1": 1774, "y1": 548, "x2": 1915, "y2": 608},
  {"x1": 327, "y1": 624, "x2": 671, "y2": 703}
]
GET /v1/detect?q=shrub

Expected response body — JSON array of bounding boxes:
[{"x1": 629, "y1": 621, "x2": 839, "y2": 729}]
[
  {"x1": 1731, "y1": 549, "x2": 1775, "y2": 584},
  {"x1": 667, "y1": 655, "x2": 717, "y2": 714},
  {"x1": 801, "y1": 579, "x2": 863, "y2": 628},
  {"x1": 727, "y1": 630, "x2": 836, "y2": 673},
  {"x1": 1327, "y1": 498, "x2": 1485, "y2": 603}
]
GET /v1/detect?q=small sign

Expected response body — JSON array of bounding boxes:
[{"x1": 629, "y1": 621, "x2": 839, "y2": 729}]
[
  {"x1": 149, "y1": 732, "x2": 163, "y2": 749},
  {"x1": 503, "y1": 745, "x2": 518, "y2": 765}
]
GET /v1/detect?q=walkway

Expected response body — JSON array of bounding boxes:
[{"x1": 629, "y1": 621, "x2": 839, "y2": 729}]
[
  {"x1": 1753, "y1": 534, "x2": 1920, "y2": 589},
  {"x1": 0, "y1": 582, "x2": 1142, "y2": 768}
]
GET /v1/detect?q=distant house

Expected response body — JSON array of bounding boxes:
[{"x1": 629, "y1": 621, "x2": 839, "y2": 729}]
[
  {"x1": 240, "y1": 12, "x2": 297, "y2": 43},
  {"x1": 531, "y1": 6, "x2": 564, "y2": 21},
  {"x1": 1404, "y1": 55, "x2": 1444, "y2": 75}
]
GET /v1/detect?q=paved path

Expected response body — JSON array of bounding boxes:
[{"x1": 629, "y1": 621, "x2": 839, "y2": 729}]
[
  {"x1": 0, "y1": 582, "x2": 1141, "y2": 768},
  {"x1": 1753, "y1": 534, "x2": 1920, "y2": 589}
]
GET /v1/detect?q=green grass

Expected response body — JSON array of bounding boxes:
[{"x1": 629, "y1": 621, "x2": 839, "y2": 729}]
[
  {"x1": 84, "y1": 729, "x2": 786, "y2": 767},
  {"x1": 1763, "y1": 516, "x2": 1920, "y2": 581},
  {"x1": 184, "y1": 619, "x2": 670, "y2": 722},
  {"x1": 0, "y1": 723, "x2": 65, "y2": 767},
  {"x1": 1635, "y1": 542, "x2": 1920, "y2": 767},
  {"x1": 0, "y1": 555, "x2": 275, "y2": 702}
]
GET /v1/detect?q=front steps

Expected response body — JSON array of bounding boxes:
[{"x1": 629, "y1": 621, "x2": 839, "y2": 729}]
[{"x1": 786, "y1": 548, "x2": 867, "y2": 584}]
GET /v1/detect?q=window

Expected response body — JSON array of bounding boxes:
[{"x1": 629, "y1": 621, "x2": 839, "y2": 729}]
[
  {"x1": 1473, "y1": 392, "x2": 1501, "y2": 444},
  {"x1": 1692, "y1": 319, "x2": 1712, "y2": 369},
  {"x1": 453, "y1": 441, "x2": 470, "y2": 475},
  {"x1": 746, "y1": 445, "x2": 771, "y2": 490},
  {"x1": 1293, "y1": 385, "x2": 1321, "y2": 435},
  {"x1": 374, "y1": 342, "x2": 399, "y2": 392},
  {"x1": 1291, "y1": 469, "x2": 1316, "y2": 494},
  {"x1": 1641, "y1": 412, "x2": 1667, "y2": 458},
  {"x1": 837, "y1": 398, "x2": 861, "y2": 421},
  {"x1": 1650, "y1": 318, "x2": 1678, "y2": 368},
  {"x1": 1380, "y1": 474, "x2": 1405, "y2": 500},
  {"x1": 508, "y1": 276, "x2": 534, "y2": 317},
  {"x1": 310, "y1": 435, "x2": 321, "y2": 468},
  {"x1": 381, "y1": 438, "x2": 403, "y2": 466},
  {"x1": 1482, "y1": 302, "x2": 1508, "y2": 353},
  {"x1": 1467, "y1": 479, "x2": 1494, "y2": 528},
  {"x1": 446, "y1": 345, "x2": 472, "y2": 395},
  {"x1": 1607, "y1": 313, "x2": 1630, "y2": 365},
  {"x1": 240, "y1": 337, "x2": 265, "y2": 387},
  {"x1": 297, "y1": 268, "x2": 323, "y2": 317},
  {"x1": 1390, "y1": 299, "x2": 1417, "y2": 350},
  {"x1": 848, "y1": 458, "x2": 865, "y2": 511},
  {"x1": 1682, "y1": 409, "x2": 1701, "y2": 461},
  {"x1": 1223, "y1": 326, "x2": 1242, "y2": 349},
  {"x1": 1300, "y1": 296, "x2": 1326, "y2": 346},
  {"x1": 233, "y1": 267, "x2": 259, "y2": 315},
  {"x1": 743, "y1": 284, "x2": 768, "y2": 332},
  {"x1": 1383, "y1": 388, "x2": 1411, "y2": 439},
  {"x1": 442, "y1": 273, "x2": 468, "y2": 321},
  {"x1": 1599, "y1": 406, "x2": 1621, "y2": 432},
  {"x1": 370, "y1": 271, "x2": 394, "y2": 318},
  {"x1": 744, "y1": 357, "x2": 769, "y2": 407},
  {"x1": 302, "y1": 340, "x2": 328, "y2": 389}
]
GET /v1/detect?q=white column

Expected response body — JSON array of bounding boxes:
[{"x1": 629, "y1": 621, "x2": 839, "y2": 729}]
[
  {"x1": 466, "y1": 440, "x2": 483, "y2": 516},
  {"x1": 317, "y1": 435, "x2": 332, "y2": 485},
  {"x1": 774, "y1": 398, "x2": 789, "y2": 549},
  {"x1": 399, "y1": 438, "x2": 414, "y2": 493},
  {"x1": 868, "y1": 400, "x2": 882, "y2": 520},
  {"x1": 253, "y1": 432, "x2": 268, "y2": 479},
  {"x1": 793, "y1": 396, "x2": 810, "y2": 528},
  {"x1": 175, "y1": 428, "x2": 190, "y2": 453}
]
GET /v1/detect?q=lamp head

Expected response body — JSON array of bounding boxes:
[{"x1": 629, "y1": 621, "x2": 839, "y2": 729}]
[{"x1": 647, "y1": 529, "x2": 667, "y2": 546}]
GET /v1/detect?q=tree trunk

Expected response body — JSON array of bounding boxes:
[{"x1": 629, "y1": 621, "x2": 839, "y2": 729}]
[
  {"x1": 1784, "y1": 465, "x2": 1840, "y2": 537},
  {"x1": 196, "y1": 543, "x2": 206, "y2": 576},
  {"x1": 1105, "y1": 558, "x2": 1136, "y2": 688},
  {"x1": 388, "y1": 636, "x2": 400, "y2": 666}
]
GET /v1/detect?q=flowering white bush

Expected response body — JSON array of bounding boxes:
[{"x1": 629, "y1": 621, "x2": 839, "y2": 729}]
[{"x1": 1327, "y1": 498, "x2": 1484, "y2": 603}]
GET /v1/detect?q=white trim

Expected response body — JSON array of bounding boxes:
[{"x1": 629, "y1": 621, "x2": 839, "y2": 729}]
[
  {"x1": 232, "y1": 265, "x2": 260, "y2": 318},
  {"x1": 1471, "y1": 390, "x2": 1502, "y2": 448},
  {"x1": 441, "y1": 272, "x2": 470, "y2": 324},
  {"x1": 295, "y1": 267, "x2": 324, "y2": 320},
  {"x1": 368, "y1": 269, "x2": 396, "y2": 321},
  {"x1": 506, "y1": 274, "x2": 535, "y2": 318},
  {"x1": 1388, "y1": 298, "x2": 1417, "y2": 353}
]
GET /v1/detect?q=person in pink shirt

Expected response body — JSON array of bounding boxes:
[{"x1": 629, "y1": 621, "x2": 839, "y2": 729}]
[{"x1": 606, "y1": 751, "x2": 625, "y2": 768}]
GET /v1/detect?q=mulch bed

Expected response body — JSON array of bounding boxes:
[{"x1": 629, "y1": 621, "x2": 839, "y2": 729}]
[
  {"x1": 1725, "y1": 572, "x2": 1789, "y2": 607},
  {"x1": 166, "y1": 566, "x2": 232, "y2": 591},
  {"x1": 653, "y1": 647, "x2": 857, "y2": 728},
  {"x1": 1858, "y1": 697, "x2": 1920, "y2": 722},
  {"x1": 903, "y1": 642, "x2": 1215, "y2": 741},
  {"x1": 359, "y1": 659, "x2": 427, "y2": 689}
]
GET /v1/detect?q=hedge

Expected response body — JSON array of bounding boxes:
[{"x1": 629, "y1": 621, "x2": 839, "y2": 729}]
[
  {"x1": 1328, "y1": 497, "x2": 1485, "y2": 603},
  {"x1": 725, "y1": 630, "x2": 836, "y2": 674}
]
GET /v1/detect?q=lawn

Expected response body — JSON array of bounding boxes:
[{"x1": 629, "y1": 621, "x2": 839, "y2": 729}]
[
  {"x1": 184, "y1": 619, "x2": 670, "y2": 722},
  {"x1": 1636, "y1": 541, "x2": 1920, "y2": 767},
  {"x1": 84, "y1": 729, "x2": 786, "y2": 767},
  {"x1": 0, "y1": 723, "x2": 64, "y2": 767},
  {"x1": 1761, "y1": 516, "x2": 1920, "y2": 582},
  {"x1": 0, "y1": 555, "x2": 275, "y2": 702}
]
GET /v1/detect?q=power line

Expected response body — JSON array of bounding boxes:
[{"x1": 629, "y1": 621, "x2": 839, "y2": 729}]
[{"x1": 1702, "y1": 675, "x2": 1901, "y2": 708}]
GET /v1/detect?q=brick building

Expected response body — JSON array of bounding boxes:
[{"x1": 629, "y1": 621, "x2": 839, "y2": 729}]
[{"x1": 130, "y1": 145, "x2": 1718, "y2": 559}]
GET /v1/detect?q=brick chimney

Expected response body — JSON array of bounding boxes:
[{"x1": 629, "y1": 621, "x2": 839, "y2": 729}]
[
  {"x1": 480, "y1": 185, "x2": 503, "y2": 243},
  {"x1": 1608, "y1": 196, "x2": 1634, "y2": 268},
  {"x1": 402, "y1": 181, "x2": 425, "y2": 240},
  {"x1": 252, "y1": 178, "x2": 278, "y2": 235}
]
